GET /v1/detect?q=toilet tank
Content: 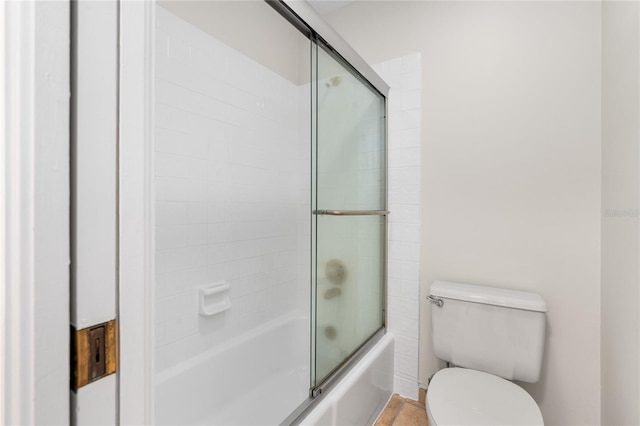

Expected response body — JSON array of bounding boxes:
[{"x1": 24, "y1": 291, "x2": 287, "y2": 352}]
[{"x1": 429, "y1": 281, "x2": 547, "y2": 383}]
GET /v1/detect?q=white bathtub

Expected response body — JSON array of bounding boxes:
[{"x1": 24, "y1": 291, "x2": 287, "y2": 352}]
[
  {"x1": 300, "y1": 334, "x2": 394, "y2": 426},
  {"x1": 155, "y1": 314, "x2": 310, "y2": 425},
  {"x1": 154, "y1": 314, "x2": 394, "y2": 425}
]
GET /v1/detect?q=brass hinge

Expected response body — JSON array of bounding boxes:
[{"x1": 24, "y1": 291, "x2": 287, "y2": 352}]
[{"x1": 71, "y1": 319, "x2": 117, "y2": 391}]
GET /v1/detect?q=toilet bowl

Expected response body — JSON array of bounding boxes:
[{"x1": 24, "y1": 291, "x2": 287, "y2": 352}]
[
  {"x1": 426, "y1": 281, "x2": 548, "y2": 426},
  {"x1": 426, "y1": 368, "x2": 543, "y2": 426}
]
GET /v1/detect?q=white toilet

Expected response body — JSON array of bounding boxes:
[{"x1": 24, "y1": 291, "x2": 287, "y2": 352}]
[{"x1": 426, "y1": 281, "x2": 547, "y2": 425}]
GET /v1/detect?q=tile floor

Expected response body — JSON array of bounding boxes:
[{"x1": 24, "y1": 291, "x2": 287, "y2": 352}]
[{"x1": 375, "y1": 389, "x2": 429, "y2": 426}]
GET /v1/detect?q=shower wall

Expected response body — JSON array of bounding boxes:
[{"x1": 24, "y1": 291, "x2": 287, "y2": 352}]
[
  {"x1": 153, "y1": 6, "x2": 310, "y2": 373},
  {"x1": 373, "y1": 54, "x2": 422, "y2": 399}
]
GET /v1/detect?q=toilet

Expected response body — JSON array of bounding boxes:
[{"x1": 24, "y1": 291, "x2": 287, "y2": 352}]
[{"x1": 426, "y1": 281, "x2": 547, "y2": 425}]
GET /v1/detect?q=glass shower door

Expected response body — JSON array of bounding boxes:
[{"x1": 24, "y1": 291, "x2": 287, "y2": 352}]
[{"x1": 311, "y1": 43, "x2": 387, "y2": 390}]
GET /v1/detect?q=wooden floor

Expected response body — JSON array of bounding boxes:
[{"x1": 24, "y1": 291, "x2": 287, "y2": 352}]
[{"x1": 374, "y1": 389, "x2": 429, "y2": 426}]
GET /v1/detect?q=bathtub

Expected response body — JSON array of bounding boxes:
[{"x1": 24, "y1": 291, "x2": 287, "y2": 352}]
[
  {"x1": 155, "y1": 314, "x2": 310, "y2": 425},
  {"x1": 299, "y1": 334, "x2": 394, "y2": 426},
  {"x1": 154, "y1": 314, "x2": 394, "y2": 425}
]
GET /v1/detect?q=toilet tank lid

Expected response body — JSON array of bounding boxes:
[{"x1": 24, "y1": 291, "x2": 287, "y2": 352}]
[{"x1": 430, "y1": 281, "x2": 547, "y2": 312}]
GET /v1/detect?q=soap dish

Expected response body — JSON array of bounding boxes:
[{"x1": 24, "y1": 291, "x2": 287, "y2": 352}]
[{"x1": 199, "y1": 281, "x2": 231, "y2": 316}]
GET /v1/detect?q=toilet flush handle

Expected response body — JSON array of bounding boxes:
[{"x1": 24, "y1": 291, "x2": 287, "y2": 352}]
[{"x1": 427, "y1": 295, "x2": 444, "y2": 308}]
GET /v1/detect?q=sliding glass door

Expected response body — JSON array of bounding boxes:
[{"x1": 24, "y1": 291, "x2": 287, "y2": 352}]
[{"x1": 311, "y1": 43, "x2": 387, "y2": 391}]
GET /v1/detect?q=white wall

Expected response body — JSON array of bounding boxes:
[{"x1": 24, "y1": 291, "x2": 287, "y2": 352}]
[
  {"x1": 324, "y1": 2, "x2": 602, "y2": 425},
  {"x1": 601, "y1": 2, "x2": 640, "y2": 424},
  {"x1": 159, "y1": 0, "x2": 305, "y2": 84}
]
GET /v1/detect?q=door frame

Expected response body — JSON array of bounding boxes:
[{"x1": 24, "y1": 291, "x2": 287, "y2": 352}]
[
  {"x1": 1, "y1": 1, "x2": 38, "y2": 422},
  {"x1": 1, "y1": 1, "x2": 70, "y2": 424},
  {"x1": 118, "y1": 0, "x2": 156, "y2": 424}
]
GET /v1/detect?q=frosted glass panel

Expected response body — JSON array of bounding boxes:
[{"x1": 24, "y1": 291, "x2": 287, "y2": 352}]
[
  {"x1": 314, "y1": 215, "x2": 385, "y2": 383},
  {"x1": 312, "y1": 45, "x2": 386, "y2": 388},
  {"x1": 316, "y1": 49, "x2": 386, "y2": 212}
]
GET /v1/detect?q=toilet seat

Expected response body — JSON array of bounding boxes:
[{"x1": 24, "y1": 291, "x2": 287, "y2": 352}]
[{"x1": 426, "y1": 368, "x2": 544, "y2": 426}]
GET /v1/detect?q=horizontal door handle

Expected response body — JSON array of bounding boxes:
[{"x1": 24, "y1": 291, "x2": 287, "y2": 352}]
[{"x1": 312, "y1": 210, "x2": 390, "y2": 216}]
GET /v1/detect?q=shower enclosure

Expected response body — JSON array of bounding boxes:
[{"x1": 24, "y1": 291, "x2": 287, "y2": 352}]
[{"x1": 137, "y1": 1, "x2": 388, "y2": 423}]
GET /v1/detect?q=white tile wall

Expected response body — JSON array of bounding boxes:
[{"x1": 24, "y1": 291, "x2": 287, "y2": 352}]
[
  {"x1": 373, "y1": 53, "x2": 422, "y2": 400},
  {"x1": 153, "y1": 7, "x2": 309, "y2": 373}
]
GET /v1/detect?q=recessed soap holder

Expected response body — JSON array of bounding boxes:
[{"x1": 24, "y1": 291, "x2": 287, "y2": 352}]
[{"x1": 199, "y1": 281, "x2": 231, "y2": 316}]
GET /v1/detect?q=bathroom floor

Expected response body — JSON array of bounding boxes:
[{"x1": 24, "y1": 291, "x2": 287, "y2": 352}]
[{"x1": 375, "y1": 389, "x2": 429, "y2": 426}]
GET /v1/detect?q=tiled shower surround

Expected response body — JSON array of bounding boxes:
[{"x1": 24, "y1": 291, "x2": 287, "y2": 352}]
[
  {"x1": 153, "y1": 6, "x2": 310, "y2": 373},
  {"x1": 374, "y1": 54, "x2": 422, "y2": 399}
]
